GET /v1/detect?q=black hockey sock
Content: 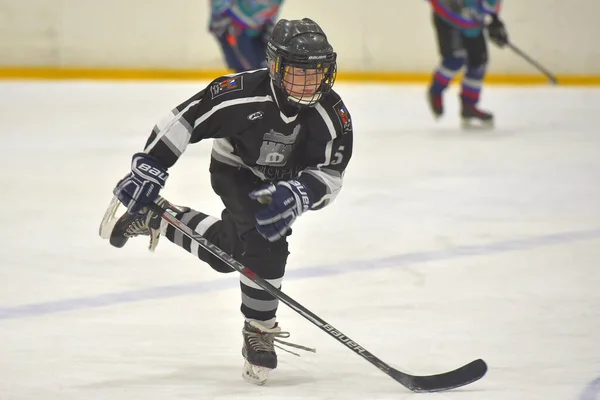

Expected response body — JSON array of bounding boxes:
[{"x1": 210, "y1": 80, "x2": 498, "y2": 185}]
[{"x1": 164, "y1": 209, "x2": 235, "y2": 273}]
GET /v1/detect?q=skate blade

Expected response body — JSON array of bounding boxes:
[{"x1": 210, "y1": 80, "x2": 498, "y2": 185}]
[
  {"x1": 242, "y1": 361, "x2": 271, "y2": 385},
  {"x1": 99, "y1": 196, "x2": 121, "y2": 239},
  {"x1": 461, "y1": 118, "x2": 494, "y2": 130}
]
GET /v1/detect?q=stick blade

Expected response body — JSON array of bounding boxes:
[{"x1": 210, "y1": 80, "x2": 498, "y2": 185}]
[{"x1": 390, "y1": 358, "x2": 487, "y2": 393}]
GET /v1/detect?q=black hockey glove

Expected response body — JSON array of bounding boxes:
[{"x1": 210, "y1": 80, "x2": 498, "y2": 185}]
[
  {"x1": 487, "y1": 14, "x2": 508, "y2": 47},
  {"x1": 249, "y1": 180, "x2": 314, "y2": 242},
  {"x1": 209, "y1": 12, "x2": 232, "y2": 37},
  {"x1": 113, "y1": 152, "x2": 168, "y2": 215}
]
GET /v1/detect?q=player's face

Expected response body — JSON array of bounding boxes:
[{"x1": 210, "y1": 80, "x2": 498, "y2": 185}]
[{"x1": 282, "y1": 66, "x2": 324, "y2": 99}]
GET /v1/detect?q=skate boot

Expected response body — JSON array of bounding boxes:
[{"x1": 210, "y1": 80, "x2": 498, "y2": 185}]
[
  {"x1": 241, "y1": 320, "x2": 315, "y2": 385},
  {"x1": 99, "y1": 196, "x2": 189, "y2": 251},
  {"x1": 427, "y1": 86, "x2": 444, "y2": 120},
  {"x1": 461, "y1": 101, "x2": 494, "y2": 129}
]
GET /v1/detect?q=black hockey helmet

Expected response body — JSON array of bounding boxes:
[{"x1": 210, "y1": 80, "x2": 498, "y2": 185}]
[{"x1": 266, "y1": 18, "x2": 337, "y2": 107}]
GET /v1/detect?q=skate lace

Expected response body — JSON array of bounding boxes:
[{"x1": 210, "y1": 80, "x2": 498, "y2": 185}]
[
  {"x1": 245, "y1": 321, "x2": 316, "y2": 357},
  {"x1": 124, "y1": 218, "x2": 149, "y2": 237}
]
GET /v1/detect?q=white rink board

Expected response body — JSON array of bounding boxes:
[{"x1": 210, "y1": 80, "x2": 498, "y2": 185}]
[{"x1": 1, "y1": 0, "x2": 599, "y2": 74}]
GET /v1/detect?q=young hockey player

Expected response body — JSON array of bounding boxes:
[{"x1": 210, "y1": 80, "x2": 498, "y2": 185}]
[
  {"x1": 209, "y1": 0, "x2": 284, "y2": 72},
  {"x1": 100, "y1": 18, "x2": 353, "y2": 385},
  {"x1": 427, "y1": 0, "x2": 508, "y2": 127}
]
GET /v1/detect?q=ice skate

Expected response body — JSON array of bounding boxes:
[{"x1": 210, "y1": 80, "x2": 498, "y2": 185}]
[
  {"x1": 461, "y1": 102, "x2": 494, "y2": 129},
  {"x1": 241, "y1": 320, "x2": 315, "y2": 385},
  {"x1": 427, "y1": 86, "x2": 444, "y2": 120},
  {"x1": 99, "y1": 196, "x2": 189, "y2": 251}
]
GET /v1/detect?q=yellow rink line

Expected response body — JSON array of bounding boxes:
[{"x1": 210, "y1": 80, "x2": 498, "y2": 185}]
[{"x1": 1, "y1": 67, "x2": 599, "y2": 86}]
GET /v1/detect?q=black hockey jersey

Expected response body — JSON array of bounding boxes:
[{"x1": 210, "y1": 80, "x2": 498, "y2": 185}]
[{"x1": 143, "y1": 69, "x2": 353, "y2": 210}]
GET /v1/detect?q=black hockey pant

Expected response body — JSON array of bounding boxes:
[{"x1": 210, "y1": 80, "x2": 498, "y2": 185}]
[{"x1": 163, "y1": 160, "x2": 289, "y2": 324}]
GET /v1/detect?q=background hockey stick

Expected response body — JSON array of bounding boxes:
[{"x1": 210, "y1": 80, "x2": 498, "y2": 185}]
[
  {"x1": 149, "y1": 199, "x2": 488, "y2": 393},
  {"x1": 226, "y1": 33, "x2": 253, "y2": 71},
  {"x1": 507, "y1": 42, "x2": 558, "y2": 85}
]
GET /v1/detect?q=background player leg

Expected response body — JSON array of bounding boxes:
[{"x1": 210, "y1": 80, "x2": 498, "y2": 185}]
[
  {"x1": 232, "y1": 32, "x2": 270, "y2": 70},
  {"x1": 218, "y1": 31, "x2": 269, "y2": 72},
  {"x1": 460, "y1": 34, "x2": 494, "y2": 128},
  {"x1": 428, "y1": 13, "x2": 466, "y2": 119},
  {"x1": 217, "y1": 34, "x2": 249, "y2": 73}
]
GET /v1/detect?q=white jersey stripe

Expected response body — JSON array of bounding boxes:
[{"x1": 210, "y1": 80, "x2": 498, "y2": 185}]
[
  {"x1": 314, "y1": 103, "x2": 338, "y2": 168},
  {"x1": 144, "y1": 100, "x2": 201, "y2": 152},
  {"x1": 301, "y1": 103, "x2": 343, "y2": 208}
]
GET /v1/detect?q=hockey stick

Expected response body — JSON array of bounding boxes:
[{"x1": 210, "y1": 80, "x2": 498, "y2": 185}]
[
  {"x1": 507, "y1": 42, "x2": 558, "y2": 85},
  {"x1": 149, "y1": 199, "x2": 488, "y2": 392},
  {"x1": 226, "y1": 33, "x2": 253, "y2": 71}
]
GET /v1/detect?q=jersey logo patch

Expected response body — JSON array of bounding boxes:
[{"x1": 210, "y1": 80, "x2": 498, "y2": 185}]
[
  {"x1": 210, "y1": 76, "x2": 243, "y2": 99},
  {"x1": 334, "y1": 100, "x2": 352, "y2": 134},
  {"x1": 256, "y1": 124, "x2": 301, "y2": 167}
]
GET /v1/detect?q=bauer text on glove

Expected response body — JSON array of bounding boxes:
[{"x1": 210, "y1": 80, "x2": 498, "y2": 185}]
[
  {"x1": 249, "y1": 180, "x2": 314, "y2": 242},
  {"x1": 113, "y1": 152, "x2": 168, "y2": 214}
]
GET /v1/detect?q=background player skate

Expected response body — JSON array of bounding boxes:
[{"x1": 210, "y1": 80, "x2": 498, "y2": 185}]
[
  {"x1": 426, "y1": 0, "x2": 508, "y2": 128},
  {"x1": 100, "y1": 18, "x2": 352, "y2": 385},
  {"x1": 210, "y1": 0, "x2": 284, "y2": 72}
]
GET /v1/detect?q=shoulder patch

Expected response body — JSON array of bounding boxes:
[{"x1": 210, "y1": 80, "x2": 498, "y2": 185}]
[
  {"x1": 210, "y1": 76, "x2": 244, "y2": 99},
  {"x1": 333, "y1": 99, "x2": 352, "y2": 134}
]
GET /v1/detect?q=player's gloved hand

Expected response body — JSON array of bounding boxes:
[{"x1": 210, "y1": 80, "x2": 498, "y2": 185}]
[
  {"x1": 210, "y1": 8, "x2": 248, "y2": 38},
  {"x1": 113, "y1": 152, "x2": 169, "y2": 215},
  {"x1": 249, "y1": 180, "x2": 314, "y2": 242},
  {"x1": 210, "y1": 16, "x2": 231, "y2": 37},
  {"x1": 487, "y1": 14, "x2": 508, "y2": 47}
]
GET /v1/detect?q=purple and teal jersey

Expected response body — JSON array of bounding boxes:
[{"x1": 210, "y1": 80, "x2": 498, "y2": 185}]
[
  {"x1": 210, "y1": 0, "x2": 284, "y2": 37},
  {"x1": 428, "y1": 0, "x2": 501, "y2": 36}
]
